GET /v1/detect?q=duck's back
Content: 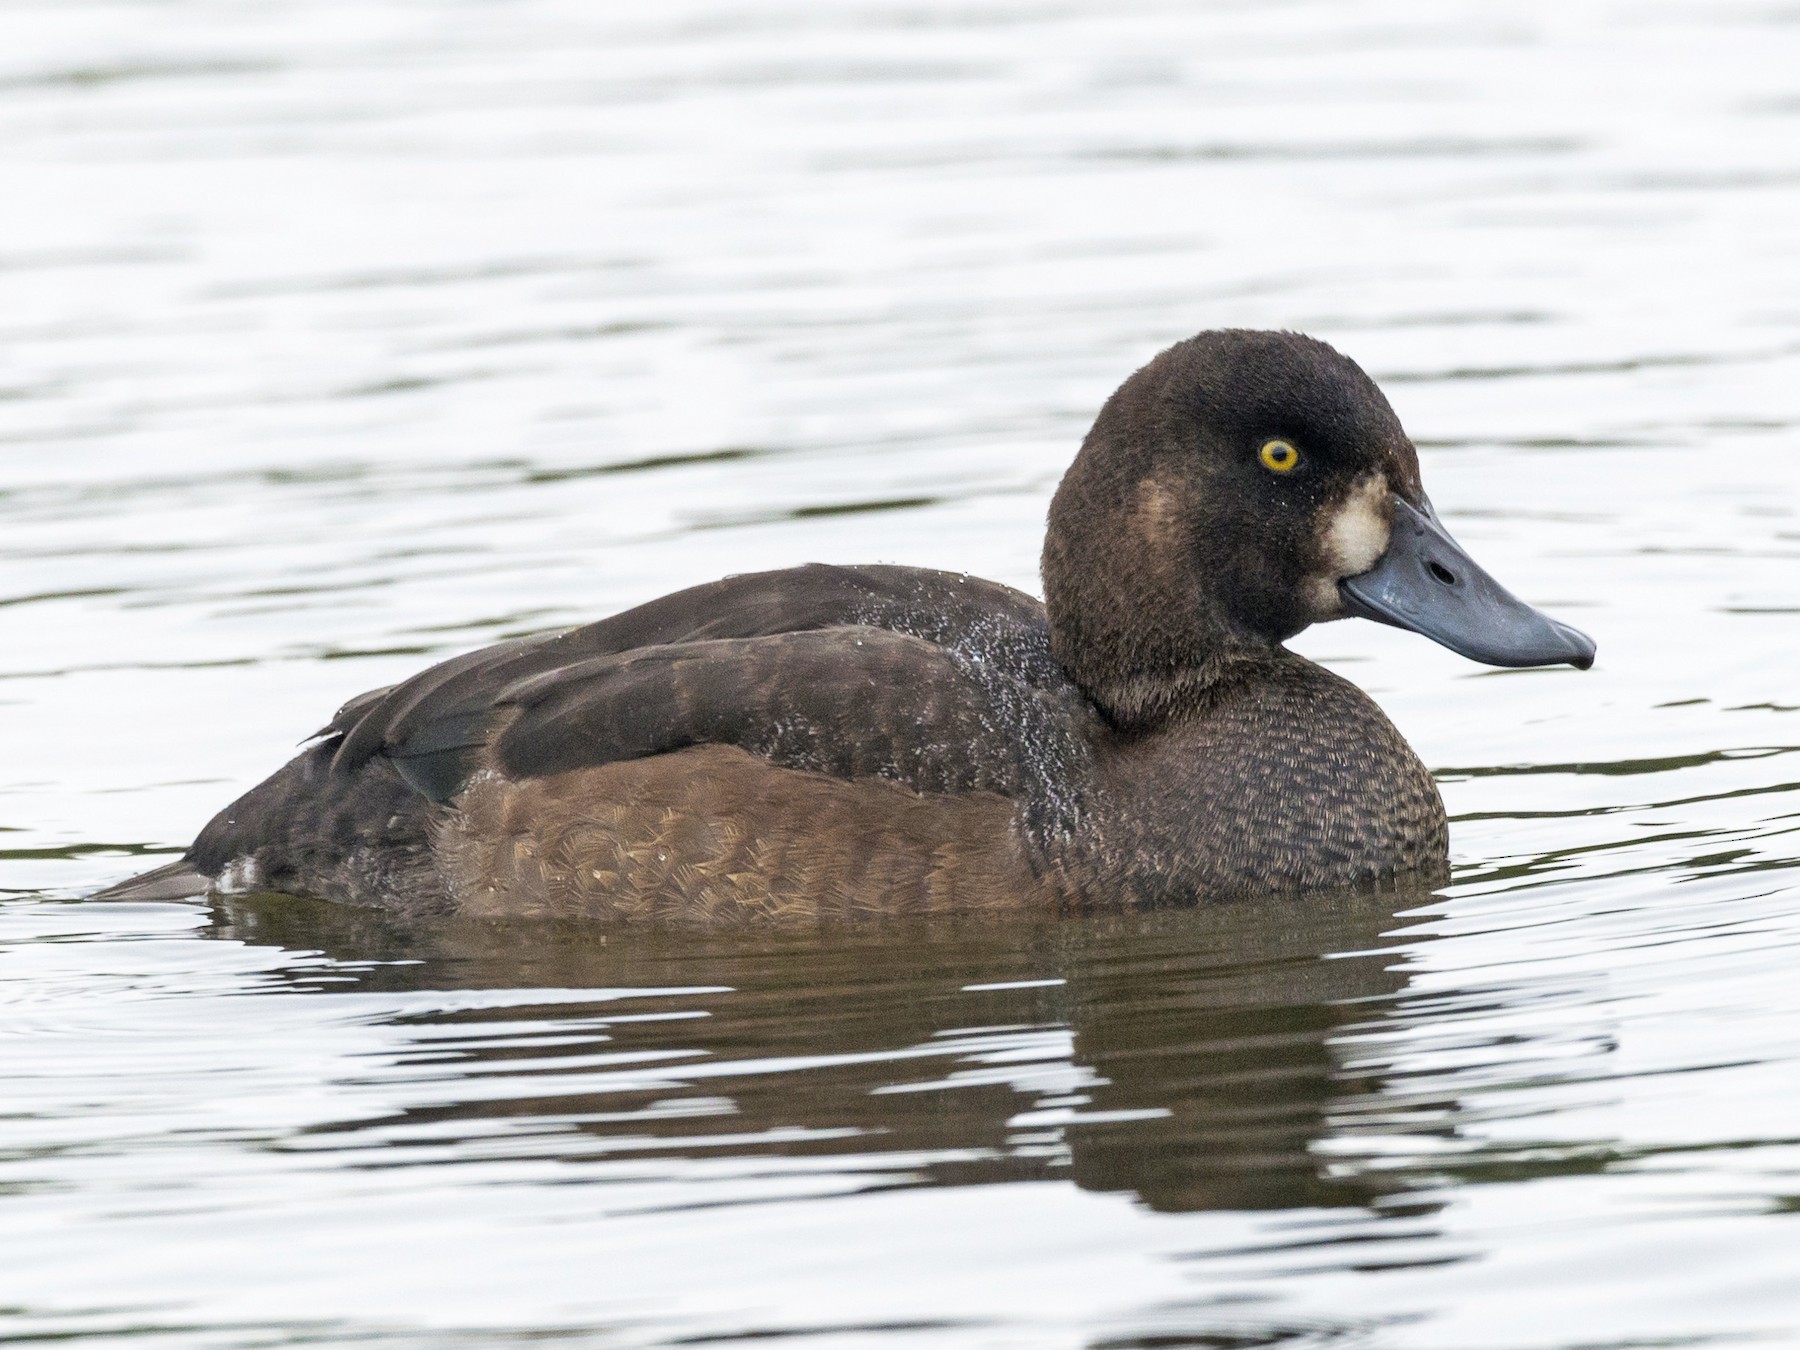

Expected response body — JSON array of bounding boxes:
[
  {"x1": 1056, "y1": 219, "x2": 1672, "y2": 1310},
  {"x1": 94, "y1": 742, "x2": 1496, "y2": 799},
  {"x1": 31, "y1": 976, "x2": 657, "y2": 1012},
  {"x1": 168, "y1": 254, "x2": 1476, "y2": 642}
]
[{"x1": 184, "y1": 564, "x2": 1099, "y2": 918}]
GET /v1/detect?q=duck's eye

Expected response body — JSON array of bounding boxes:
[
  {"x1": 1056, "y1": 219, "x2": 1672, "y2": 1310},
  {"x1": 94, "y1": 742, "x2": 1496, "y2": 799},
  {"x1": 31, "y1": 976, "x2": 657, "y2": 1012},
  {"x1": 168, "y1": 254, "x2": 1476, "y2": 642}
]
[{"x1": 1259, "y1": 439, "x2": 1300, "y2": 473}]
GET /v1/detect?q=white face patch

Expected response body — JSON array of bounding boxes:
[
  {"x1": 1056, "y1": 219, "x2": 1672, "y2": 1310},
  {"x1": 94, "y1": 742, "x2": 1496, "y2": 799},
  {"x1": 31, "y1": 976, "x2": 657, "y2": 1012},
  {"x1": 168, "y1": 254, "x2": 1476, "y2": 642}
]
[
  {"x1": 217, "y1": 855, "x2": 264, "y2": 894},
  {"x1": 1307, "y1": 474, "x2": 1392, "y2": 619}
]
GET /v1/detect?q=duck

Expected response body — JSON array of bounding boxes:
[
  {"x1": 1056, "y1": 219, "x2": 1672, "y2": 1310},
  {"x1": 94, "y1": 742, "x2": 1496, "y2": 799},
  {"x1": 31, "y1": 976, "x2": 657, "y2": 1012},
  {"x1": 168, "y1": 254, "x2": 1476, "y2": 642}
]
[{"x1": 100, "y1": 329, "x2": 1595, "y2": 920}]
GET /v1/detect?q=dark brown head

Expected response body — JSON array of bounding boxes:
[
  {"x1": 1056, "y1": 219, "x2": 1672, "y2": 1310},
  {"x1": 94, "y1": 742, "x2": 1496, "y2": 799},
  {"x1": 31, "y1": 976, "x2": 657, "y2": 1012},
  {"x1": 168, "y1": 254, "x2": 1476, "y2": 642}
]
[{"x1": 1041, "y1": 330, "x2": 1593, "y2": 727}]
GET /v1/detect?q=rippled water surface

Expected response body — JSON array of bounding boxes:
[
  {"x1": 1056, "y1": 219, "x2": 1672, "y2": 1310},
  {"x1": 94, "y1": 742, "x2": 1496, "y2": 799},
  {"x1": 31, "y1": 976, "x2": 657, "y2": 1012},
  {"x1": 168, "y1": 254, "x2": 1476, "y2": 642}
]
[{"x1": 6, "y1": 1, "x2": 1800, "y2": 1345}]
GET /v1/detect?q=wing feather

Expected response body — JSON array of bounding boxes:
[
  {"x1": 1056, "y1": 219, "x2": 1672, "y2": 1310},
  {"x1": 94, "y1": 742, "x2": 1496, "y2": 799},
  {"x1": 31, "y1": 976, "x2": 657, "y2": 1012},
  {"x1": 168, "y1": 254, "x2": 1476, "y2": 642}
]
[
  {"x1": 318, "y1": 563, "x2": 1082, "y2": 805},
  {"x1": 492, "y1": 628, "x2": 1017, "y2": 795}
]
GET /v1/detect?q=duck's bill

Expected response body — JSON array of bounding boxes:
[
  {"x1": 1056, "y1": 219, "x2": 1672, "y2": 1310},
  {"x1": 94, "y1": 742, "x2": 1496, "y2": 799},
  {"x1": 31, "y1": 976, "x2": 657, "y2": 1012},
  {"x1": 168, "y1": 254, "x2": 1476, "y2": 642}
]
[{"x1": 1339, "y1": 497, "x2": 1596, "y2": 670}]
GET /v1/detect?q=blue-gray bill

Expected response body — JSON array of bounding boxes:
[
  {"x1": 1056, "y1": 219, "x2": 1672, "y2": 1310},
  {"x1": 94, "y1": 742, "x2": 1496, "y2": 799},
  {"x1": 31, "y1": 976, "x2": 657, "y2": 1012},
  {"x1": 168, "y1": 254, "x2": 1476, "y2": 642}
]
[{"x1": 1339, "y1": 498, "x2": 1597, "y2": 670}]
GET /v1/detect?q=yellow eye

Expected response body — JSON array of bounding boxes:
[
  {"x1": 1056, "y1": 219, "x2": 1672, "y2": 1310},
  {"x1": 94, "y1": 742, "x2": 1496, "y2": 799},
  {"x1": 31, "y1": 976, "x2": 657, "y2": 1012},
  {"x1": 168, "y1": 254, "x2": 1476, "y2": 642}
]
[{"x1": 1259, "y1": 439, "x2": 1300, "y2": 473}]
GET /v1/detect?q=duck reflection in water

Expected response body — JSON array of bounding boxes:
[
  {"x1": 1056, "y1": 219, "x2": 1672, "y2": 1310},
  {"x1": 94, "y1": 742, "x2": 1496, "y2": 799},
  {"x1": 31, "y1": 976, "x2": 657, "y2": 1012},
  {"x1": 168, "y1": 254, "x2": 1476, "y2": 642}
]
[
  {"x1": 211, "y1": 883, "x2": 1446, "y2": 1217},
  {"x1": 107, "y1": 330, "x2": 1593, "y2": 917}
]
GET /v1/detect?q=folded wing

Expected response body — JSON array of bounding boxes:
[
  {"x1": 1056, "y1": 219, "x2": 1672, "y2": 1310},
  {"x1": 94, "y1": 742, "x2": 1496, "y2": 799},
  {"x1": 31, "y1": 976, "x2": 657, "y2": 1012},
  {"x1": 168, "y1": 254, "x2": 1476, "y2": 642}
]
[{"x1": 317, "y1": 563, "x2": 1086, "y2": 806}]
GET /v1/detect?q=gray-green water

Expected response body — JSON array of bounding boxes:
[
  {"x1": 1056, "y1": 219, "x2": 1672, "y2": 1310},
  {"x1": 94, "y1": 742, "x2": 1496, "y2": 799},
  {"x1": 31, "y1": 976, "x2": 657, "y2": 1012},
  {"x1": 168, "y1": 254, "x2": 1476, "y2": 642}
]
[{"x1": 5, "y1": 2, "x2": 1800, "y2": 1345}]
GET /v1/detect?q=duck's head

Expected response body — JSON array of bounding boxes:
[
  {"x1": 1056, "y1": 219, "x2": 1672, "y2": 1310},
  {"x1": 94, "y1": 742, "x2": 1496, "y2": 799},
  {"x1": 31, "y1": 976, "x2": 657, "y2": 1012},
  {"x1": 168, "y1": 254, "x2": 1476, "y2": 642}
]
[{"x1": 1042, "y1": 329, "x2": 1595, "y2": 727}]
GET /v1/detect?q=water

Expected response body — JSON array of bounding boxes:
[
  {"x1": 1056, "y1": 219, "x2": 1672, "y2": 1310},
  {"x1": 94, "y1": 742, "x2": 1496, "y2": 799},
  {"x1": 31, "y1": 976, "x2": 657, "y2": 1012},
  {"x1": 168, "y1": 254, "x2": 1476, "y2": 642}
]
[{"x1": 4, "y1": 0, "x2": 1800, "y2": 1344}]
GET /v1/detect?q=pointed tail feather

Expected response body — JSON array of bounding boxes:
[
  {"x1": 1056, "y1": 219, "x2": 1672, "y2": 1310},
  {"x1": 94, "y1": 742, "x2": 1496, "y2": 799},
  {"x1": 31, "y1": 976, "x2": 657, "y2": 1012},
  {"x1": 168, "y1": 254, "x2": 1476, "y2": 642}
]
[{"x1": 91, "y1": 859, "x2": 211, "y2": 902}]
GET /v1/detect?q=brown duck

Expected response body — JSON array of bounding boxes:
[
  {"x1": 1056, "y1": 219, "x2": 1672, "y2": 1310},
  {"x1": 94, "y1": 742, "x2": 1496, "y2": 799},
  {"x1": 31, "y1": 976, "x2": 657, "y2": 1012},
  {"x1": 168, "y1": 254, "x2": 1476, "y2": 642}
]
[{"x1": 102, "y1": 330, "x2": 1595, "y2": 920}]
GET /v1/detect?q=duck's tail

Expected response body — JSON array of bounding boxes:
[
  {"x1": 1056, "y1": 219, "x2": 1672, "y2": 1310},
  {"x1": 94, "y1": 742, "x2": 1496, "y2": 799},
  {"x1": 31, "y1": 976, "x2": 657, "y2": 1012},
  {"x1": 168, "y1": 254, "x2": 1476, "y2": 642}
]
[{"x1": 91, "y1": 859, "x2": 211, "y2": 902}]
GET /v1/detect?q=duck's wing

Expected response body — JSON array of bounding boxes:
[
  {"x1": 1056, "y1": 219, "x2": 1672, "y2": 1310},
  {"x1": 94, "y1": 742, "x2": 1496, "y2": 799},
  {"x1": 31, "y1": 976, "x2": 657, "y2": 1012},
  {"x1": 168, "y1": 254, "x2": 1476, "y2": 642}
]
[
  {"x1": 320, "y1": 563, "x2": 1085, "y2": 805},
  {"x1": 482, "y1": 628, "x2": 1034, "y2": 798}
]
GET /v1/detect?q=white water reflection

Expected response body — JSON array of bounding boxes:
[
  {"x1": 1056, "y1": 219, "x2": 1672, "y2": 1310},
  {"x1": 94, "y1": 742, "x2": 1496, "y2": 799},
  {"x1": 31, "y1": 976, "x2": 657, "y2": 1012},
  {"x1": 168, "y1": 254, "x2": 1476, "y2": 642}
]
[{"x1": 4, "y1": 0, "x2": 1800, "y2": 1346}]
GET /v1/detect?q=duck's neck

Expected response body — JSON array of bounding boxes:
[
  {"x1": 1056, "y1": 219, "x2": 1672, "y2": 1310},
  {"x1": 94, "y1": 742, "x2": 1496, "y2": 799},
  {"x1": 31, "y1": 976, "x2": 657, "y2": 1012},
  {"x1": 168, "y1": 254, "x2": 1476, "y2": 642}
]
[
  {"x1": 1062, "y1": 644, "x2": 1277, "y2": 731},
  {"x1": 1041, "y1": 456, "x2": 1278, "y2": 733}
]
